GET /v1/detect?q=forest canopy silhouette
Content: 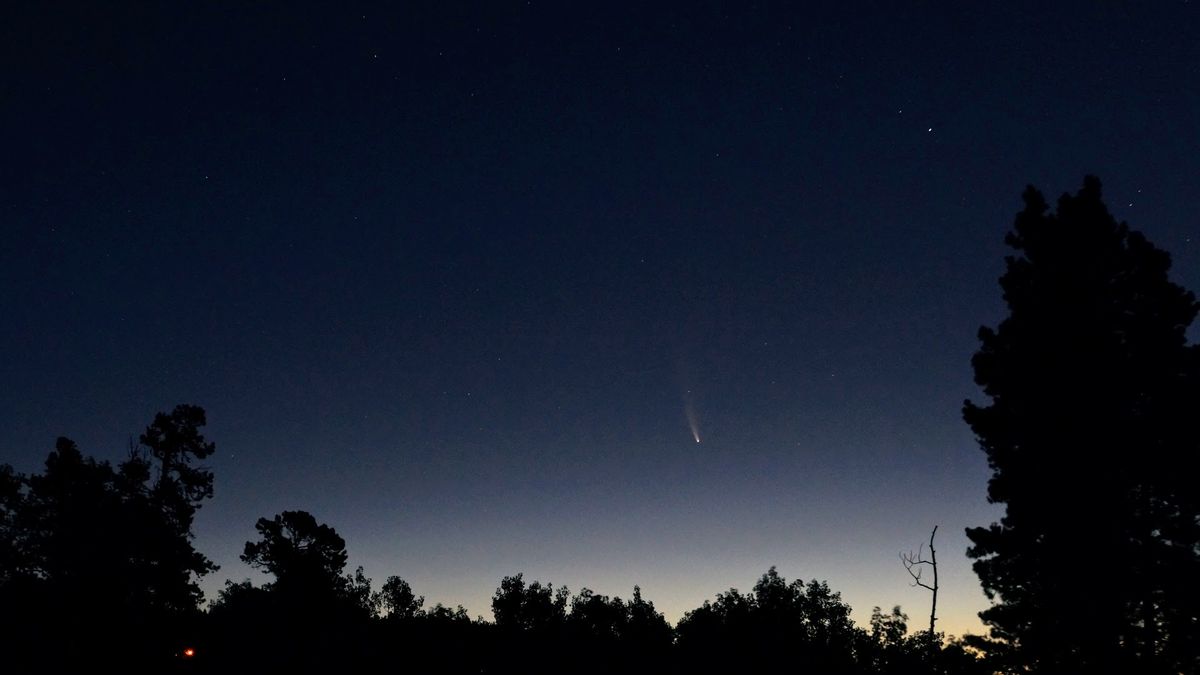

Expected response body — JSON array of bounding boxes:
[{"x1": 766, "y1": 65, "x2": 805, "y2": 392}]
[{"x1": 1, "y1": 178, "x2": 1197, "y2": 674}]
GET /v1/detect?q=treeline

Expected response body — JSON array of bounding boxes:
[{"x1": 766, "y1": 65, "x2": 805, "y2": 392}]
[{"x1": 0, "y1": 406, "x2": 990, "y2": 674}]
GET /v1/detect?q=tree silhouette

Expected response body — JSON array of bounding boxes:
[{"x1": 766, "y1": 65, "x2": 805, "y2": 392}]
[
  {"x1": 130, "y1": 404, "x2": 220, "y2": 613},
  {"x1": 964, "y1": 177, "x2": 1200, "y2": 673},
  {"x1": 563, "y1": 585, "x2": 673, "y2": 674},
  {"x1": 379, "y1": 574, "x2": 425, "y2": 619},
  {"x1": 238, "y1": 509, "x2": 377, "y2": 620},
  {"x1": 622, "y1": 586, "x2": 674, "y2": 656},
  {"x1": 486, "y1": 574, "x2": 673, "y2": 675},
  {"x1": 491, "y1": 572, "x2": 570, "y2": 632},
  {"x1": 242, "y1": 510, "x2": 349, "y2": 587},
  {"x1": 0, "y1": 465, "x2": 24, "y2": 584},
  {"x1": 863, "y1": 605, "x2": 934, "y2": 674},
  {"x1": 0, "y1": 406, "x2": 218, "y2": 670},
  {"x1": 675, "y1": 567, "x2": 861, "y2": 674},
  {"x1": 488, "y1": 573, "x2": 569, "y2": 673},
  {"x1": 213, "y1": 510, "x2": 377, "y2": 671}
]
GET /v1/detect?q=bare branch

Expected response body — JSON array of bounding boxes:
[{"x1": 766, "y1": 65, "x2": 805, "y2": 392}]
[{"x1": 899, "y1": 526, "x2": 939, "y2": 651}]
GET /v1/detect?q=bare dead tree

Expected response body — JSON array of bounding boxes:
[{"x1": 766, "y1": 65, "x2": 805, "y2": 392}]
[{"x1": 900, "y1": 525, "x2": 939, "y2": 649}]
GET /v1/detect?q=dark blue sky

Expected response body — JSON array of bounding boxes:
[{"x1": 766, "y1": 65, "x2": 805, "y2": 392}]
[{"x1": 3, "y1": 2, "x2": 1198, "y2": 633}]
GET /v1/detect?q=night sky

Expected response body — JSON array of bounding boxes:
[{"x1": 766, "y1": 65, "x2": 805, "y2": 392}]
[{"x1": 4, "y1": 2, "x2": 1199, "y2": 636}]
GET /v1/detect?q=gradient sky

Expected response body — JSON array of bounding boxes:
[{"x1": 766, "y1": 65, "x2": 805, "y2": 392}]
[{"x1": 3, "y1": 2, "x2": 1199, "y2": 636}]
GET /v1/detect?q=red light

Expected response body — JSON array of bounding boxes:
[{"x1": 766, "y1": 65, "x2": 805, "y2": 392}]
[{"x1": 183, "y1": 648, "x2": 195, "y2": 658}]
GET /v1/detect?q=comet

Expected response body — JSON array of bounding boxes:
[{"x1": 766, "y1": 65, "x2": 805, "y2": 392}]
[
  {"x1": 685, "y1": 399, "x2": 701, "y2": 444},
  {"x1": 676, "y1": 357, "x2": 702, "y2": 443}
]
